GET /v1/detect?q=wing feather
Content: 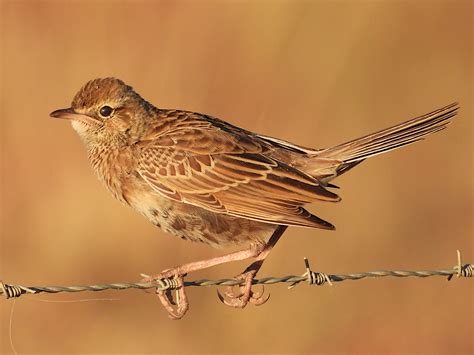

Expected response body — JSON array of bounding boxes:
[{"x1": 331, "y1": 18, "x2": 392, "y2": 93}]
[{"x1": 137, "y1": 111, "x2": 339, "y2": 229}]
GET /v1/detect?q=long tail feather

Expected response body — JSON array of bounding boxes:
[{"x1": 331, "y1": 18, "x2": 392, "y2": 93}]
[{"x1": 318, "y1": 103, "x2": 459, "y2": 164}]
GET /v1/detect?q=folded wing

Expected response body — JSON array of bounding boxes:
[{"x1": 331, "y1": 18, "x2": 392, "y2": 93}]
[{"x1": 137, "y1": 111, "x2": 339, "y2": 229}]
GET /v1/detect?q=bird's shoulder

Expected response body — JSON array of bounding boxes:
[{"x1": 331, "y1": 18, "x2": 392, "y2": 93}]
[
  {"x1": 137, "y1": 109, "x2": 268, "y2": 155},
  {"x1": 137, "y1": 109, "x2": 323, "y2": 157}
]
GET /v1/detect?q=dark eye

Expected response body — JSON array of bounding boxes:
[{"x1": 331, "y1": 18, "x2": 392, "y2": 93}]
[{"x1": 99, "y1": 105, "x2": 113, "y2": 117}]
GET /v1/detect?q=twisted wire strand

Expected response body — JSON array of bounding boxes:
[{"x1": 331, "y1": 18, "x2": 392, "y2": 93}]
[{"x1": 1, "y1": 250, "x2": 471, "y2": 299}]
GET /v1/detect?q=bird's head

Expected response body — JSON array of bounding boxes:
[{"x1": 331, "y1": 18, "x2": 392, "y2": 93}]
[{"x1": 50, "y1": 78, "x2": 153, "y2": 146}]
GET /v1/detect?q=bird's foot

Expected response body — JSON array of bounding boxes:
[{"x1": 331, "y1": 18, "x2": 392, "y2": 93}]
[
  {"x1": 141, "y1": 269, "x2": 189, "y2": 320},
  {"x1": 217, "y1": 269, "x2": 270, "y2": 308}
]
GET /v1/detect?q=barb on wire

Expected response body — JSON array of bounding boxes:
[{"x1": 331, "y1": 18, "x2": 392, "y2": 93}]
[{"x1": 0, "y1": 250, "x2": 472, "y2": 300}]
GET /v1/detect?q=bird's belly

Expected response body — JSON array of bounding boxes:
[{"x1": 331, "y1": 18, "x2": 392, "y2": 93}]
[{"x1": 126, "y1": 189, "x2": 276, "y2": 248}]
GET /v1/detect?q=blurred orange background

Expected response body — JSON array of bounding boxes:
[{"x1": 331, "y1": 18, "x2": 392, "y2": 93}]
[{"x1": 0, "y1": 0, "x2": 472, "y2": 354}]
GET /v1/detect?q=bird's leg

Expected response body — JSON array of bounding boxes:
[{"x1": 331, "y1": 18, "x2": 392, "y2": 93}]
[
  {"x1": 143, "y1": 243, "x2": 267, "y2": 281},
  {"x1": 218, "y1": 225, "x2": 288, "y2": 308},
  {"x1": 142, "y1": 242, "x2": 269, "y2": 319}
]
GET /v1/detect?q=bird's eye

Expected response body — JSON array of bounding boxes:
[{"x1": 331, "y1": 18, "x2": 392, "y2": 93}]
[{"x1": 99, "y1": 105, "x2": 113, "y2": 118}]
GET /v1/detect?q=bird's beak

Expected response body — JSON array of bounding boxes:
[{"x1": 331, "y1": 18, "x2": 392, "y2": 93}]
[{"x1": 50, "y1": 108, "x2": 101, "y2": 126}]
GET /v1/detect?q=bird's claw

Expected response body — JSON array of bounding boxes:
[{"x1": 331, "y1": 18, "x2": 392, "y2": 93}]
[
  {"x1": 217, "y1": 271, "x2": 270, "y2": 308},
  {"x1": 141, "y1": 270, "x2": 189, "y2": 320},
  {"x1": 249, "y1": 286, "x2": 271, "y2": 306},
  {"x1": 223, "y1": 287, "x2": 243, "y2": 299}
]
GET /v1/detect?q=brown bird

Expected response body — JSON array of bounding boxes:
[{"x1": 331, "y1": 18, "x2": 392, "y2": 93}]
[{"x1": 50, "y1": 78, "x2": 458, "y2": 319}]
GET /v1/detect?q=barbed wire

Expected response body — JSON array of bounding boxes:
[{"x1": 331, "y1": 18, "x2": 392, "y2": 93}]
[{"x1": 0, "y1": 250, "x2": 472, "y2": 300}]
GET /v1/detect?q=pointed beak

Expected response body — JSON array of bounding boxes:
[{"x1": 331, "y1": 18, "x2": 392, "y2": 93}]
[
  {"x1": 50, "y1": 108, "x2": 101, "y2": 126},
  {"x1": 50, "y1": 107, "x2": 77, "y2": 119}
]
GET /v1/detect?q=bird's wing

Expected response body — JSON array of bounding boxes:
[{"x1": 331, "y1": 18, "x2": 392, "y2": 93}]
[{"x1": 137, "y1": 111, "x2": 339, "y2": 229}]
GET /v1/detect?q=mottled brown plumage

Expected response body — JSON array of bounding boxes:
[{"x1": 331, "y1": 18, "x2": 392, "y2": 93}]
[{"x1": 50, "y1": 77, "x2": 458, "y2": 318}]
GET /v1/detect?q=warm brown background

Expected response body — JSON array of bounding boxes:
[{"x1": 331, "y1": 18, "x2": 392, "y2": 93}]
[{"x1": 0, "y1": 0, "x2": 472, "y2": 354}]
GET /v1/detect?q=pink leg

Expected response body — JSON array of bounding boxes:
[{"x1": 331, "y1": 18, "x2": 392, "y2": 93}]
[
  {"x1": 142, "y1": 242, "x2": 267, "y2": 282},
  {"x1": 218, "y1": 225, "x2": 288, "y2": 308},
  {"x1": 142, "y1": 238, "x2": 272, "y2": 319}
]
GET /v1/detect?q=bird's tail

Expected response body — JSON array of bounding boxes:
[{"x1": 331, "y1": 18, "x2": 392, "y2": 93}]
[{"x1": 309, "y1": 103, "x2": 459, "y2": 182}]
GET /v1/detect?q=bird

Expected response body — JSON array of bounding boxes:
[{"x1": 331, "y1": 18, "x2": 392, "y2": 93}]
[{"x1": 50, "y1": 77, "x2": 458, "y2": 319}]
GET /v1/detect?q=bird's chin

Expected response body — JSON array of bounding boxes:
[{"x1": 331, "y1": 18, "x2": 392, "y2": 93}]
[{"x1": 71, "y1": 119, "x2": 95, "y2": 136}]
